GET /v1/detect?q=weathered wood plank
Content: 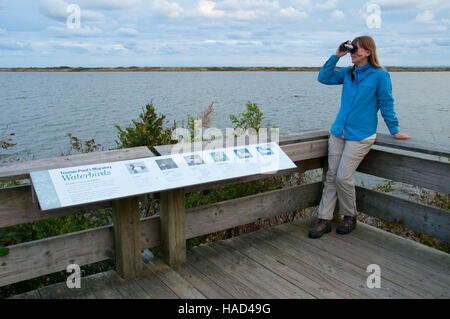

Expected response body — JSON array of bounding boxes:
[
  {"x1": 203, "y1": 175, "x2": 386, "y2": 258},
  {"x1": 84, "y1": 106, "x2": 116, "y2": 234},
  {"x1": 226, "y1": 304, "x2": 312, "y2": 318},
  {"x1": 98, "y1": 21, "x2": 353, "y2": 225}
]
[
  {"x1": 375, "y1": 133, "x2": 450, "y2": 158},
  {"x1": 160, "y1": 189, "x2": 186, "y2": 266},
  {"x1": 185, "y1": 182, "x2": 322, "y2": 239},
  {"x1": 279, "y1": 128, "x2": 330, "y2": 145},
  {"x1": 356, "y1": 186, "x2": 450, "y2": 241},
  {"x1": 234, "y1": 233, "x2": 363, "y2": 299},
  {"x1": 84, "y1": 271, "x2": 124, "y2": 299},
  {"x1": 0, "y1": 146, "x2": 153, "y2": 182},
  {"x1": 281, "y1": 139, "x2": 328, "y2": 162},
  {"x1": 277, "y1": 226, "x2": 426, "y2": 298},
  {"x1": 187, "y1": 246, "x2": 263, "y2": 298},
  {"x1": 112, "y1": 197, "x2": 143, "y2": 279},
  {"x1": 0, "y1": 185, "x2": 112, "y2": 228},
  {"x1": 103, "y1": 272, "x2": 152, "y2": 299},
  {"x1": 193, "y1": 244, "x2": 282, "y2": 298},
  {"x1": 358, "y1": 149, "x2": 450, "y2": 194},
  {"x1": 144, "y1": 257, "x2": 205, "y2": 298},
  {"x1": 135, "y1": 269, "x2": 180, "y2": 299},
  {"x1": 343, "y1": 219, "x2": 450, "y2": 275},
  {"x1": 0, "y1": 226, "x2": 114, "y2": 287},
  {"x1": 212, "y1": 240, "x2": 316, "y2": 298},
  {"x1": 283, "y1": 221, "x2": 446, "y2": 298},
  {"x1": 8, "y1": 289, "x2": 42, "y2": 299},
  {"x1": 280, "y1": 130, "x2": 450, "y2": 158},
  {"x1": 292, "y1": 219, "x2": 450, "y2": 296},
  {"x1": 222, "y1": 235, "x2": 344, "y2": 298},
  {"x1": 172, "y1": 262, "x2": 234, "y2": 299},
  {"x1": 36, "y1": 271, "x2": 126, "y2": 299},
  {"x1": 38, "y1": 279, "x2": 97, "y2": 299},
  {"x1": 140, "y1": 249, "x2": 211, "y2": 299},
  {"x1": 248, "y1": 227, "x2": 404, "y2": 298},
  {"x1": 204, "y1": 234, "x2": 365, "y2": 299},
  {"x1": 140, "y1": 215, "x2": 160, "y2": 249}
]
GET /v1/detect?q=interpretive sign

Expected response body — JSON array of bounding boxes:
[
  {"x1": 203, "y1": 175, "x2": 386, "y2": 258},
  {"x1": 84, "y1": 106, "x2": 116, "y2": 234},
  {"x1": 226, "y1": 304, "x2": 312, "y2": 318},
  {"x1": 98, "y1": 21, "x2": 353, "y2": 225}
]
[{"x1": 30, "y1": 142, "x2": 296, "y2": 211}]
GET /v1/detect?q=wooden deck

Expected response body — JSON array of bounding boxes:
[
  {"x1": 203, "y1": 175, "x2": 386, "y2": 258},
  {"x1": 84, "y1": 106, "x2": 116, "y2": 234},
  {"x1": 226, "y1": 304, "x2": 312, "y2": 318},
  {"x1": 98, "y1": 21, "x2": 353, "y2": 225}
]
[{"x1": 11, "y1": 218, "x2": 450, "y2": 299}]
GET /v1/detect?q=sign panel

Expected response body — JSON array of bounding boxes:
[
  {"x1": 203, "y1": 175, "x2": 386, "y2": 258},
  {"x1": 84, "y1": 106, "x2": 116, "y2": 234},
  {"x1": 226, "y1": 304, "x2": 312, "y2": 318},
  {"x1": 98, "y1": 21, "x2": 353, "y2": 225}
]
[{"x1": 30, "y1": 142, "x2": 296, "y2": 211}]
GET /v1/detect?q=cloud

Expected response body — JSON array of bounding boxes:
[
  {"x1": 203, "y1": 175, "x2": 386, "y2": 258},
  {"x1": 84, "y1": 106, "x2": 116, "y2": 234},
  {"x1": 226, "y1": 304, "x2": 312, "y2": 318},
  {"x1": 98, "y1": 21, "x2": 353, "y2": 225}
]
[
  {"x1": 428, "y1": 24, "x2": 447, "y2": 32},
  {"x1": 279, "y1": 7, "x2": 308, "y2": 19},
  {"x1": 47, "y1": 25, "x2": 103, "y2": 36},
  {"x1": 290, "y1": 0, "x2": 313, "y2": 11},
  {"x1": 0, "y1": 41, "x2": 33, "y2": 51},
  {"x1": 0, "y1": 28, "x2": 5, "y2": 34},
  {"x1": 152, "y1": 0, "x2": 183, "y2": 18},
  {"x1": 412, "y1": 10, "x2": 436, "y2": 24},
  {"x1": 410, "y1": 9, "x2": 447, "y2": 32},
  {"x1": 198, "y1": 0, "x2": 225, "y2": 18},
  {"x1": 40, "y1": 0, "x2": 105, "y2": 22},
  {"x1": 76, "y1": 0, "x2": 142, "y2": 10},
  {"x1": 197, "y1": 0, "x2": 284, "y2": 20},
  {"x1": 116, "y1": 27, "x2": 140, "y2": 36},
  {"x1": 330, "y1": 9, "x2": 345, "y2": 20},
  {"x1": 56, "y1": 41, "x2": 128, "y2": 53},
  {"x1": 433, "y1": 39, "x2": 450, "y2": 46},
  {"x1": 315, "y1": 0, "x2": 338, "y2": 11},
  {"x1": 370, "y1": 0, "x2": 450, "y2": 11}
]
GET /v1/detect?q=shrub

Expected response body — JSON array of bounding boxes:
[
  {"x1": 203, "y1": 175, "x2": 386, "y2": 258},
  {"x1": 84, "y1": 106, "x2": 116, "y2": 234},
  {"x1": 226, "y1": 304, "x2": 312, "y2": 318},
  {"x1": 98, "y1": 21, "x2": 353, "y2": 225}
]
[
  {"x1": 229, "y1": 101, "x2": 266, "y2": 133},
  {"x1": 115, "y1": 102, "x2": 177, "y2": 149}
]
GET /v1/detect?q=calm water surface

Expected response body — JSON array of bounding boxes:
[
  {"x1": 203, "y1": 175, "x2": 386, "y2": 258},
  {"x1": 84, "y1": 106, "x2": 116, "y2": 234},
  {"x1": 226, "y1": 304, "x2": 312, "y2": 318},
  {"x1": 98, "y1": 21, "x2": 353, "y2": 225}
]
[{"x1": 0, "y1": 71, "x2": 449, "y2": 161}]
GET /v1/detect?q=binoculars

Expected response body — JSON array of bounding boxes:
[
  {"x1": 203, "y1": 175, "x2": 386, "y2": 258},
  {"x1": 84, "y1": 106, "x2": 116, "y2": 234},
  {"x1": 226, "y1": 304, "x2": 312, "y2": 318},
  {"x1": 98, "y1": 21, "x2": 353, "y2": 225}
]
[{"x1": 340, "y1": 41, "x2": 357, "y2": 53}]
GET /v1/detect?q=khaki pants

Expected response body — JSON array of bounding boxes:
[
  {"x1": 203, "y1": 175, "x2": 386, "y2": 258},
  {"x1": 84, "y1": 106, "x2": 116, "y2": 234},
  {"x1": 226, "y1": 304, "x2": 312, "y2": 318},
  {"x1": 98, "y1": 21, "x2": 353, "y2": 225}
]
[{"x1": 318, "y1": 133, "x2": 375, "y2": 220}]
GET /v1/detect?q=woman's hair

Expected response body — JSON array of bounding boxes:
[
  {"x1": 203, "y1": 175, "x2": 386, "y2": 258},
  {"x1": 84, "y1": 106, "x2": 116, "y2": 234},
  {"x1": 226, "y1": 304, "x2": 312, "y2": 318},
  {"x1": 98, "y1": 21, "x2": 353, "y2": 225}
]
[{"x1": 349, "y1": 35, "x2": 384, "y2": 81}]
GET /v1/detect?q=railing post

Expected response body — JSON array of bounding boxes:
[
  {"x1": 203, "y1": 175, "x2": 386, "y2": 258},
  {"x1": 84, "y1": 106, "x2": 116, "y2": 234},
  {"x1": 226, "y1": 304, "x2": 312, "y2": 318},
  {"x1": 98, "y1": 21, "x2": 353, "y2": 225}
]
[
  {"x1": 159, "y1": 188, "x2": 186, "y2": 266},
  {"x1": 112, "y1": 196, "x2": 143, "y2": 279}
]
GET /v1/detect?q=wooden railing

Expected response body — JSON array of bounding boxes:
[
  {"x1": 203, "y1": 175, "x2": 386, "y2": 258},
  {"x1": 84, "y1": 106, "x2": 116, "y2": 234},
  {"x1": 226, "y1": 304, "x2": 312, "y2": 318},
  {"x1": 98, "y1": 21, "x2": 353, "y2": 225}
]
[{"x1": 0, "y1": 128, "x2": 448, "y2": 287}]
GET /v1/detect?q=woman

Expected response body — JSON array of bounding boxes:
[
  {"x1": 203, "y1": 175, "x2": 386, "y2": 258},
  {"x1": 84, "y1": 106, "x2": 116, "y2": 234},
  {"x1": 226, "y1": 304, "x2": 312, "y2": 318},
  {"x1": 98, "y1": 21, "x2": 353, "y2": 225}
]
[{"x1": 308, "y1": 36, "x2": 410, "y2": 239}]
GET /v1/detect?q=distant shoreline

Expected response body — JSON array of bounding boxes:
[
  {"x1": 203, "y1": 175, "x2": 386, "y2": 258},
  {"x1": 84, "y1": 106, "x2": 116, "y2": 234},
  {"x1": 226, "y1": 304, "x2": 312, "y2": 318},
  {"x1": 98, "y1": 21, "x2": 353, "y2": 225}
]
[{"x1": 1, "y1": 66, "x2": 449, "y2": 72}]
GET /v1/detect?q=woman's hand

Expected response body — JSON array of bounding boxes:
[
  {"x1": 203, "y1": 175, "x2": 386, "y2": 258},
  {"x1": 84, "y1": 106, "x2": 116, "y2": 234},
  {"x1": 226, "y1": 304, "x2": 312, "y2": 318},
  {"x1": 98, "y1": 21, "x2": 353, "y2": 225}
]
[
  {"x1": 393, "y1": 132, "x2": 411, "y2": 139},
  {"x1": 334, "y1": 41, "x2": 351, "y2": 58}
]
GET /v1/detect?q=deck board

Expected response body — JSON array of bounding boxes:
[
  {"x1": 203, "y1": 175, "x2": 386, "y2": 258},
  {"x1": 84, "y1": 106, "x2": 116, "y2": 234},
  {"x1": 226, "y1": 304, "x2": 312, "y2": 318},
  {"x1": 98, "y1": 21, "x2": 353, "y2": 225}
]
[
  {"x1": 9, "y1": 218, "x2": 450, "y2": 299},
  {"x1": 247, "y1": 226, "x2": 403, "y2": 298},
  {"x1": 291, "y1": 221, "x2": 449, "y2": 296},
  {"x1": 281, "y1": 222, "x2": 443, "y2": 298},
  {"x1": 221, "y1": 234, "x2": 344, "y2": 299},
  {"x1": 186, "y1": 246, "x2": 264, "y2": 298}
]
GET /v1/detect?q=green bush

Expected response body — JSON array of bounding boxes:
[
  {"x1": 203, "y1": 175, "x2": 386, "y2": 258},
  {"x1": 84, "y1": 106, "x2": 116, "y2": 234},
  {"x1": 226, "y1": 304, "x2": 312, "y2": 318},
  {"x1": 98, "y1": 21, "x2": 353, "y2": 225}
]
[
  {"x1": 229, "y1": 101, "x2": 266, "y2": 133},
  {"x1": 115, "y1": 102, "x2": 177, "y2": 149}
]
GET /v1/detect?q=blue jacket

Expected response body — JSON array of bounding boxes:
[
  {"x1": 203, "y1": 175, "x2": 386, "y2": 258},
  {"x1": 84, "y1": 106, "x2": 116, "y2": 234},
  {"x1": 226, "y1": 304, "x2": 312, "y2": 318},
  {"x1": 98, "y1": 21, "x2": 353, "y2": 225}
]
[{"x1": 318, "y1": 54, "x2": 399, "y2": 141}]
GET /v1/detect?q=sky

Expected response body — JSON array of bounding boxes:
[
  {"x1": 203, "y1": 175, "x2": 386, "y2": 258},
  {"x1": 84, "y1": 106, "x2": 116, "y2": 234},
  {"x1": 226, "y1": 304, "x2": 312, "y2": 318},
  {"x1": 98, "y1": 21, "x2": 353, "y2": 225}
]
[{"x1": 0, "y1": 0, "x2": 449, "y2": 67}]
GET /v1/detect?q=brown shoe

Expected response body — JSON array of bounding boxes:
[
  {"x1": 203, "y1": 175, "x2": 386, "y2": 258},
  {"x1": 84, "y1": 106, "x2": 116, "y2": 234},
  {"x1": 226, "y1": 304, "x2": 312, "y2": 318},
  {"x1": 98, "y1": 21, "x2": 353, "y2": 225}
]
[
  {"x1": 308, "y1": 219, "x2": 332, "y2": 239},
  {"x1": 336, "y1": 216, "x2": 357, "y2": 235}
]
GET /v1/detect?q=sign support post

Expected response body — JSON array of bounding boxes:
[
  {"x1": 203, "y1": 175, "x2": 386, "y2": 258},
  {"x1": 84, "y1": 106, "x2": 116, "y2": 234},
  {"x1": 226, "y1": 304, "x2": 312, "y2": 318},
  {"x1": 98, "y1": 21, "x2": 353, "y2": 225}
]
[
  {"x1": 159, "y1": 188, "x2": 186, "y2": 266},
  {"x1": 112, "y1": 197, "x2": 143, "y2": 279}
]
